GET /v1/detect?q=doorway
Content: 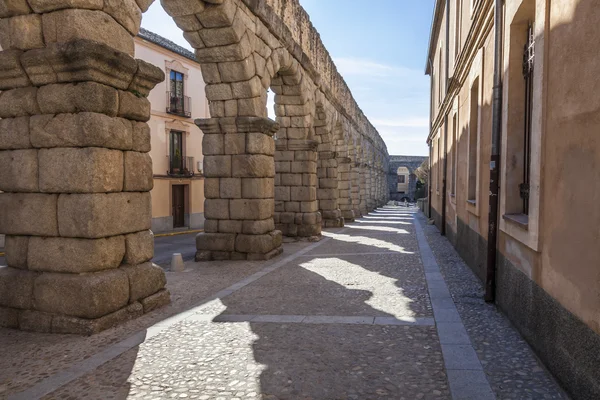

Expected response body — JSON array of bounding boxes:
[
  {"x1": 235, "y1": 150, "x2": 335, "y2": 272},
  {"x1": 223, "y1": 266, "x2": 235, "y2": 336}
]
[{"x1": 172, "y1": 184, "x2": 186, "y2": 228}]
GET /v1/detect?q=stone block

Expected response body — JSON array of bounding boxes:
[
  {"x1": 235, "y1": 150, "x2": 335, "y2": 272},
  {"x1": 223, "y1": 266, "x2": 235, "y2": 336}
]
[
  {"x1": 206, "y1": 83, "x2": 233, "y2": 101},
  {"x1": 203, "y1": 219, "x2": 218, "y2": 233},
  {"x1": 204, "y1": 178, "x2": 220, "y2": 199},
  {"x1": 232, "y1": 154, "x2": 274, "y2": 178},
  {"x1": 303, "y1": 173, "x2": 317, "y2": 186},
  {"x1": 125, "y1": 230, "x2": 153, "y2": 265},
  {"x1": 18, "y1": 309, "x2": 53, "y2": 333},
  {"x1": 52, "y1": 301, "x2": 143, "y2": 335},
  {"x1": 220, "y1": 177, "x2": 241, "y2": 199},
  {"x1": 291, "y1": 186, "x2": 316, "y2": 202},
  {"x1": 275, "y1": 161, "x2": 290, "y2": 173},
  {"x1": 241, "y1": 178, "x2": 274, "y2": 199},
  {"x1": 281, "y1": 173, "x2": 302, "y2": 186},
  {"x1": 160, "y1": 0, "x2": 205, "y2": 17},
  {"x1": 140, "y1": 289, "x2": 170, "y2": 313},
  {"x1": 30, "y1": 113, "x2": 132, "y2": 150},
  {"x1": 0, "y1": 149, "x2": 38, "y2": 192},
  {"x1": 0, "y1": 267, "x2": 36, "y2": 309},
  {"x1": 173, "y1": 14, "x2": 203, "y2": 32},
  {"x1": 57, "y1": 192, "x2": 151, "y2": 238},
  {"x1": 132, "y1": 122, "x2": 151, "y2": 152},
  {"x1": 0, "y1": 87, "x2": 40, "y2": 118},
  {"x1": 280, "y1": 212, "x2": 294, "y2": 224},
  {"x1": 39, "y1": 147, "x2": 123, "y2": 193},
  {"x1": 284, "y1": 201, "x2": 300, "y2": 213},
  {"x1": 275, "y1": 186, "x2": 290, "y2": 201},
  {"x1": 122, "y1": 262, "x2": 166, "y2": 302},
  {"x1": 319, "y1": 199, "x2": 338, "y2": 210},
  {"x1": 204, "y1": 198, "x2": 230, "y2": 219},
  {"x1": 0, "y1": 14, "x2": 44, "y2": 50},
  {"x1": 196, "y1": 0, "x2": 236, "y2": 28},
  {"x1": 103, "y1": 0, "x2": 142, "y2": 36},
  {"x1": 118, "y1": 90, "x2": 151, "y2": 121},
  {"x1": 123, "y1": 151, "x2": 153, "y2": 192},
  {"x1": 27, "y1": 0, "x2": 103, "y2": 13},
  {"x1": 195, "y1": 232, "x2": 235, "y2": 252},
  {"x1": 317, "y1": 188, "x2": 338, "y2": 200},
  {"x1": 0, "y1": 0, "x2": 32, "y2": 18},
  {"x1": 297, "y1": 223, "x2": 321, "y2": 237},
  {"x1": 224, "y1": 133, "x2": 245, "y2": 154},
  {"x1": 300, "y1": 201, "x2": 319, "y2": 213},
  {"x1": 291, "y1": 160, "x2": 317, "y2": 174},
  {"x1": 0, "y1": 49, "x2": 31, "y2": 89},
  {"x1": 302, "y1": 212, "x2": 320, "y2": 225},
  {"x1": 246, "y1": 132, "x2": 274, "y2": 155},
  {"x1": 320, "y1": 178, "x2": 338, "y2": 189},
  {"x1": 204, "y1": 155, "x2": 231, "y2": 177},
  {"x1": 229, "y1": 199, "x2": 274, "y2": 220},
  {"x1": 195, "y1": 34, "x2": 252, "y2": 63},
  {"x1": 37, "y1": 82, "x2": 119, "y2": 116},
  {"x1": 42, "y1": 9, "x2": 134, "y2": 56},
  {"x1": 28, "y1": 236, "x2": 125, "y2": 273},
  {"x1": 218, "y1": 219, "x2": 242, "y2": 233},
  {"x1": 242, "y1": 218, "x2": 274, "y2": 235},
  {"x1": 235, "y1": 231, "x2": 281, "y2": 254},
  {"x1": 203, "y1": 134, "x2": 224, "y2": 155},
  {"x1": 199, "y1": 17, "x2": 245, "y2": 48},
  {"x1": 218, "y1": 57, "x2": 255, "y2": 82},
  {"x1": 0, "y1": 306, "x2": 19, "y2": 329},
  {"x1": 231, "y1": 76, "x2": 262, "y2": 99},
  {"x1": 0, "y1": 116, "x2": 30, "y2": 150},
  {"x1": 5, "y1": 235, "x2": 28, "y2": 269},
  {"x1": 34, "y1": 269, "x2": 129, "y2": 319},
  {"x1": 21, "y1": 39, "x2": 137, "y2": 88},
  {"x1": 0, "y1": 193, "x2": 58, "y2": 236}
]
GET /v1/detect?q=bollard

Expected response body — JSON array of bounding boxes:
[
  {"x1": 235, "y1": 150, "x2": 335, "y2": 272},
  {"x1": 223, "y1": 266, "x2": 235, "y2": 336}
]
[{"x1": 171, "y1": 253, "x2": 185, "y2": 272}]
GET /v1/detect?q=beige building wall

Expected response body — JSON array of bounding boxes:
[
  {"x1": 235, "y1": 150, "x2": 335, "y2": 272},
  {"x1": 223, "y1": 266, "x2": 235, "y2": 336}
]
[
  {"x1": 134, "y1": 34, "x2": 209, "y2": 233},
  {"x1": 427, "y1": 0, "x2": 600, "y2": 396}
]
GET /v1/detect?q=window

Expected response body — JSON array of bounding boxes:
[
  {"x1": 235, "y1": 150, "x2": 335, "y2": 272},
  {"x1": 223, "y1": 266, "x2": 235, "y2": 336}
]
[
  {"x1": 169, "y1": 130, "x2": 184, "y2": 174},
  {"x1": 454, "y1": 0, "x2": 461, "y2": 60},
  {"x1": 398, "y1": 175, "x2": 406, "y2": 184},
  {"x1": 468, "y1": 78, "x2": 479, "y2": 202},
  {"x1": 437, "y1": 135, "x2": 441, "y2": 194},
  {"x1": 521, "y1": 24, "x2": 534, "y2": 215},
  {"x1": 438, "y1": 47, "x2": 443, "y2": 106},
  {"x1": 167, "y1": 70, "x2": 191, "y2": 117},
  {"x1": 451, "y1": 113, "x2": 458, "y2": 195}
]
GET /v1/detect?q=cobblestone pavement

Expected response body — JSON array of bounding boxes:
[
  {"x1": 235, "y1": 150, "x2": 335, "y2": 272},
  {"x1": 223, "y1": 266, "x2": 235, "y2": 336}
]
[{"x1": 2, "y1": 207, "x2": 568, "y2": 399}]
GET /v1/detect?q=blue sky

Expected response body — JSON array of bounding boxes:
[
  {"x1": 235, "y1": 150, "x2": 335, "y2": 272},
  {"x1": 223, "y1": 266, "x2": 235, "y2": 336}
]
[{"x1": 142, "y1": 0, "x2": 435, "y2": 156}]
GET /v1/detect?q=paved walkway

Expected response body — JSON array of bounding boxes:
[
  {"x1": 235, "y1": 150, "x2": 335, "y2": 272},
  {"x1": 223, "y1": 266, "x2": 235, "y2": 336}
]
[{"x1": 1, "y1": 207, "x2": 568, "y2": 399}]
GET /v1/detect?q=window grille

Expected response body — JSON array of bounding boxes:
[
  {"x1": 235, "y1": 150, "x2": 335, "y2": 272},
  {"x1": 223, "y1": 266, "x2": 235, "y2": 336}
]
[{"x1": 520, "y1": 24, "x2": 535, "y2": 215}]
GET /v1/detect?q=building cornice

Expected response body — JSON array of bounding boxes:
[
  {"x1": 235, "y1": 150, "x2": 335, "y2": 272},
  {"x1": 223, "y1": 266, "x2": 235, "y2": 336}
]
[
  {"x1": 425, "y1": 0, "x2": 446, "y2": 75},
  {"x1": 427, "y1": 0, "x2": 495, "y2": 143}
]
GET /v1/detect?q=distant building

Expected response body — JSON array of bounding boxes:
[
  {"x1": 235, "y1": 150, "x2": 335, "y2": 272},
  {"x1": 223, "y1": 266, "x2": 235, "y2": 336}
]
[
  {"x1": 135, "y1": 29, "x2": 209, "y2": 233},
  {"x1": 426, "y1": 0, "x2": 600, "y2": 397},
  {"x1": 388, "y1": 155, "x2": 427, "y2": 201}
]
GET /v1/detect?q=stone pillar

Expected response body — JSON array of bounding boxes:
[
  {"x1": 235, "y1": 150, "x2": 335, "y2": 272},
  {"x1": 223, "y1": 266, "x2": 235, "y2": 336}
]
[
  {"x1": 196, "y1": 117, "x2": 283, "y2": 261},
  {"x1": 358, "y1": 163, "x2": 369, "y2": 215},
  {"x1": 351, "y1": 162, "x2": 362, "y2": 218},
  {"x1": 274, "y1": 140, "x2": 321, "y2": 238},
  {"x1": 318, "y1": 147, "x2": 343, "y2": 228},
  {"x1": 0, "y1": 1, "x2": 169, "y2": 334},
  {"x1": 337, "y1": 158, "x2": 355, "y2": 222}
]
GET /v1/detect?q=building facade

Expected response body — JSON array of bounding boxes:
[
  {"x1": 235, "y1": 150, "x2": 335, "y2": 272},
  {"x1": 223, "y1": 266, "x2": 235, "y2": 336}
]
[
  {"x1": 426, "y1": 0, "x2": 600, "y2": 397},
  {"x1": 388, "y1": 155, "x2": 428, "y2": 201},
  {"x1": 135, "y1": 29, "x2": 209, "y2": 233}
]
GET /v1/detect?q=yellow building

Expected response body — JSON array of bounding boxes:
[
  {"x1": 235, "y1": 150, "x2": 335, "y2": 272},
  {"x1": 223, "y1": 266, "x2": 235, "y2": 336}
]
[
  {"x1": 135, "y1": 29, "x2": 208, "y2": 233},
  {"x1": 426, "y1": 0, "x2": 600, "y2": 397}
]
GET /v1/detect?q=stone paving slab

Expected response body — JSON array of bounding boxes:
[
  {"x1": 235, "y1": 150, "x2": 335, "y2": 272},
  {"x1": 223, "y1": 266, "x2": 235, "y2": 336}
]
[{"x1": 43, "y1": 322, "x2": 451, "y2": 400}]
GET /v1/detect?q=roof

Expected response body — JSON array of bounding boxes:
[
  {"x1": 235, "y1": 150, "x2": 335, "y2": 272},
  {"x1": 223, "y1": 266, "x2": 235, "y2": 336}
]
[
  {"x1": 137, "y1": 28, "x2": 197, "y2": 63},
  {"x1": 425, "y1": 0, "x2": 446, "y2": 75}
]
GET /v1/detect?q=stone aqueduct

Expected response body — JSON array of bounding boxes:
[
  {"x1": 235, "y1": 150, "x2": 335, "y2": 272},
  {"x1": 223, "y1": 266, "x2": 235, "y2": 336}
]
[{"x1": 0, "y1": 0, "x2": 390, "y2": 334}]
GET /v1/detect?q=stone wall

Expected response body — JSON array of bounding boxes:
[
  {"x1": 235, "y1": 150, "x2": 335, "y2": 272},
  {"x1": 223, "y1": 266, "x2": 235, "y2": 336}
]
[{"x1": 0, "y1": 0, "x2": 390, "y2": 334}]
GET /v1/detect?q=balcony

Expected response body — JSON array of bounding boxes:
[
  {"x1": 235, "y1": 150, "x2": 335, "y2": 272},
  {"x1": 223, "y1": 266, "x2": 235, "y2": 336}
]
[
  {"x1": 166, "y1": 92, "x2": 192, "y2": 118},
  {"x1": 167, "y1": 155, "x2": 195, "y2": 177}
]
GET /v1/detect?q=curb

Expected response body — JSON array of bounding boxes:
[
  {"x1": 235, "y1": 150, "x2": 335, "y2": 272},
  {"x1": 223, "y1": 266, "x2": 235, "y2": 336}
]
[{"x1": 154, "y1": 229, "x2": 203, "y2": 238}]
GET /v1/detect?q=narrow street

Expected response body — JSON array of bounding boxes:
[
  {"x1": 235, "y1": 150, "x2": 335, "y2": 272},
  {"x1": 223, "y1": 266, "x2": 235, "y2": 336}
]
[{"x1": 1, "y1": 207, "x2": 567, "y2": 399}]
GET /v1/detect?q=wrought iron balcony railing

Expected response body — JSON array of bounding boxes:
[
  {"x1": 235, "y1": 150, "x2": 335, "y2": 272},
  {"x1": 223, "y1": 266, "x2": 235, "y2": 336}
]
[
  {"x1": 166, "y1": 92, "x2": 192, "y2": 118},
  {"x1": 167, "y1": 155, "x2": 195, "y2": 177}
]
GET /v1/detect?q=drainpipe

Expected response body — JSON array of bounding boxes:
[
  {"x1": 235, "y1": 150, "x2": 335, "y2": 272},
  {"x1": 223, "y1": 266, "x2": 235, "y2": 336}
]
[
  {"x1": 485, "y1": 0, "x2": 504, "y2": 302},
  {"x1": 441, "y1": 0, "x2": 450, "y2": 236},
  {"x1": 427, "y1": 56, "x2": 434, "y2": 219}
]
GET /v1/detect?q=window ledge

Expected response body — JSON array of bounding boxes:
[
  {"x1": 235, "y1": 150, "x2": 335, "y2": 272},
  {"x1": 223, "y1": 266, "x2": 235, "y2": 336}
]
[
  {"x1": 466, "y1": 199, "x2": 476, "y2": 206},
  {"x1": 503, "y1": 213, "x2": 529, "y2": 230}
]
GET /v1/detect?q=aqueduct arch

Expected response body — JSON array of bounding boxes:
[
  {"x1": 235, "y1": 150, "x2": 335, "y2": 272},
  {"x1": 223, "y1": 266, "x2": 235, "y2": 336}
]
[{"x1": 0, "y1": 0, "x2": 389, "y2": 334}]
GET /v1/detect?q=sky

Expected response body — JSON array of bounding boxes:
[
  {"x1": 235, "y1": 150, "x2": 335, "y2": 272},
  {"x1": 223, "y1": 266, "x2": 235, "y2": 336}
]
[{"x1": 141, "y1": 0, "x2": 435, "y2": 156}]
